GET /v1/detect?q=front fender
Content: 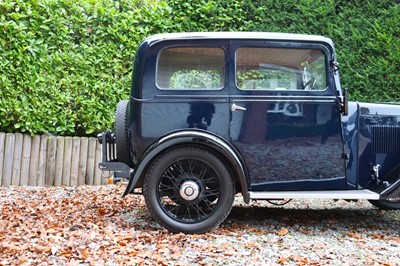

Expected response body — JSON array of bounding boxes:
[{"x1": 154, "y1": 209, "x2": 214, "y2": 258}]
[{"x1": 123, "y1": 129, "x2": 250, "y2": 203}]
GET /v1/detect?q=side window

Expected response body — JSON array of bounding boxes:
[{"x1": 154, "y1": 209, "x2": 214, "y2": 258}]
[
  {"x1": 235, "y1": 47, "x2": 327, "y2": 91},
  {"x1": 157, "y1": 47, "x2": 225, "y2": 90}
]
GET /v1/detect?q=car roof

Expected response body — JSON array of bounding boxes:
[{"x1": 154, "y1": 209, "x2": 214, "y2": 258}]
[{"x1": 143, "y1": 32, "x2": 334, "y2": 48}]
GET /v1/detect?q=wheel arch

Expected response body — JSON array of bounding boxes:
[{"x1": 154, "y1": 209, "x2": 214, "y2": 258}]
[{"x1": 123, "y1": 129, "x2": 250, "y2": 203}]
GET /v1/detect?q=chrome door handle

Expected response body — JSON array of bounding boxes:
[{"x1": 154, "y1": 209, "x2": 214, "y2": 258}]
[{"x1": 231, "y1": 103, "x2": 246, "y2": 112}]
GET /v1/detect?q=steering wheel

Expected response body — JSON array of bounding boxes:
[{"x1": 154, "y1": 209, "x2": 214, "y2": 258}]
[{"x1": 304, "y1": 78, "x2": 316, "y2": 90}]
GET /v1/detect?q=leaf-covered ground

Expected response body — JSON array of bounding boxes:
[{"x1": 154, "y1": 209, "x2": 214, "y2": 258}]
[{"x1": 0, "y1": 185, "x2": 399, "y2": 265}]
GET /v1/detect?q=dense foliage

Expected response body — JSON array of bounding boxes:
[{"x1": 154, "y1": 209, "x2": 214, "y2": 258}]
[{"x1": 0, "y1": 0, "x2": 399, "y2": 136}]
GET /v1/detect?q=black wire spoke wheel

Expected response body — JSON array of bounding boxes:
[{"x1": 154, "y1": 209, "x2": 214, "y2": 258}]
[
  {"x1": 158, "y1": 159, "x2": 221, "y2": 222},
  {"x1": 144, "y1": 146, "x2": 235, "y2": 234}
]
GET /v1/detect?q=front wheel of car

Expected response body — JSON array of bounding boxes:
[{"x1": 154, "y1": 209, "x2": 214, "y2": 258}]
[
  {"x1": 143, "y1": 146, "x2": 235, "y2": 234},
  {"x1": 368, "y1": 199, "x2": 400, "y2": 210}
]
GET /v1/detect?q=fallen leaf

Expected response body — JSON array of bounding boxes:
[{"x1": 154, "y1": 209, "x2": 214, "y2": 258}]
[
  {"x1": 277, "y1": 256, "x2": 288, "y2": 264},
  {"x1": 278, "y1": 227, "x2": 289, "y2": 236},
  {"x1": 346, "y1": 232, "x2": 362, "y2": 239}
]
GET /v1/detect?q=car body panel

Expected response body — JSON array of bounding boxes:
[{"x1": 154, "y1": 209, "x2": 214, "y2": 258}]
[{"x1": 99, "y1": 32, "x2": 400, "y2": 203}]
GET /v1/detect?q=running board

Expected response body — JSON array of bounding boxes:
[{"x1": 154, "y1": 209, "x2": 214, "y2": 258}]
[{"x1": 248, "y1": 190, "x2": 380, "y2": 200}]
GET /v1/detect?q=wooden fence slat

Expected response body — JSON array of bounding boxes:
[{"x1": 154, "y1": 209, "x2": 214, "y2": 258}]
[
  {"x1": 86, "y1": 138, "x2": 97, "y2": 185},
  {"x1": 78, "y1": 137, "x2": 88, "y2": 186},
  {"x1": 94, "y1": 140, "x2": 102, "y2": 185},
  {"x1": 45, "y1": 136, "x2": 57, "y2": 186},
  {"x1": 54, "y1": 137, "x2": 64, "y2": 186},
  {"x1": 3, "y1": 134, "x2": 15, "y2": 187},
  {"x1": 37, "y1": 135, "x2": 48, "y2": 186},
  {"x1": 62, "y1": 137, "x2": 72, "y2": 186},
  {"x1": 11, "y1": 133, "x2": 23, "y2": 186},
  {"x1": 29, "y1": 135, "x2": 41, "y2": 186},
  {"x1": 0, "y1": 133, "x2": 5, "y2": 186},
  {"x1": 70, "y1": 137, "x2": 80, "y2": 186},
  {"x1": 20, "y1": 134, "x2": 32, "y2": 186}
]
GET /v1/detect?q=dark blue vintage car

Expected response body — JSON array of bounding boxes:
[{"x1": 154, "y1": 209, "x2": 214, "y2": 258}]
[{"x1": 98, "y1": 32, "x2": 400, "y2": 234}]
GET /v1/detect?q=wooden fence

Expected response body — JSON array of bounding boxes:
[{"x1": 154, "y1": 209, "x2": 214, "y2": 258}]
[{"x1": 0, "y1": 132, "x2": 107, "y2": 187}]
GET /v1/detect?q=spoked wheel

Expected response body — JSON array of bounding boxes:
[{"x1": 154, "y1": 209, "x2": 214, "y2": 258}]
[
  {"x1": 143, "y1": 146, "x2": 235, "y2": 234},
  {"x1": 368, "y1": 198, "x2": 400, "y2": 210}
]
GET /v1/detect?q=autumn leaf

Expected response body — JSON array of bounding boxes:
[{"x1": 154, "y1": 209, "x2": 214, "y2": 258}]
[
  {"x1": 277, "y1": 256, "x2": 288, "y2": 264},
  {"x1": 346, "y1": 232, "x2": 362, "y2": 239},
  {"x1": 98, "y1": 207, "x2": 107, "y2": 214},
  {"x1": 278, "y1": 227, "x2": 289, "y2": 236},
  {"x1": 81, "y1": 249, "x2": 89, "y2": 260}
]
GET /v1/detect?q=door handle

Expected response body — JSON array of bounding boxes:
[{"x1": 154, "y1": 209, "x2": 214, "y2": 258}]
[{"x1": 231, "y1": 103, "x2": 246, "y2": 112}]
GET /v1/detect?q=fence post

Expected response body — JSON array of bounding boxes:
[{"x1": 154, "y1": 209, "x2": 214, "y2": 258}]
[
  {"x1": 46, "y1": 136, "x2": 57, "y2": 186},
  {"x1": 20, "y1": 134, "x2": 32, "y2": 186},
  {"x1": 78, "y1": 137, "x2": 88, "y2": 186},
  {"x1": 70, "y1": 137, "x2": 80, "y2": 186},
  {"x1": 94, "y1": 140, "x2": 102, "y2": 185},
  {"x1": 37, "y1": 135, "x2": 48, "y2": 186},
  {"x1": 11, "y1": 133, "x2": 23, "y2": 186},
  {"x1": 0, "y1": 133, "x2": 5, "y2": 186},
  {"x1": 86, "y1": 138, "x2": 97, "y2": 185},
  {"x1": 3, "y1": 134, "x2": 15, "y2": 187},
  {"x1": 55, "y1": 137, "x2": 65, "y2": 186},
  {"x1": 29, "y1": 135, "x2": 41, "y2": 186},
  {"x1": 62, "y1": 137, "x2": 72, "y2": 186}
]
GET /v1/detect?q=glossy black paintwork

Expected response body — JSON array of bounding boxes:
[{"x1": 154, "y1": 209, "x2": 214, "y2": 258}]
[
  {"x1": 342, "y1": 101, "x2": 400, "y2": 191},
  {"x1": 124, "y1": 32, "x2": 400, "y2": 197}
]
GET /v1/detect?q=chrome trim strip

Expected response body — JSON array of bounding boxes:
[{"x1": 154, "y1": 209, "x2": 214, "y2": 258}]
[
  {"x1": 233, "y1": 99, "x2": 336, "y2": 103},
  {"x1": 146, "y1": 32, "x2": 334, "y2": 48},
  {"x1": 131, "y1": 95, "x2": 229, "y2": 103},
  {"x1": 136, "y1": 95, "x2": 338, "y2": 103},
  {"x1": 231, "y1": 95, "x2": 337, "y2": 100},
  {"x1": 248, "y1": 190, "x2": 380, "y2": 200}
]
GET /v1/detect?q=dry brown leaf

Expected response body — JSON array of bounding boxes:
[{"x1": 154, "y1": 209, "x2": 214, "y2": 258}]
[
  {"x1": 224, "y1": 251, "x2": 235, "y2": 256},
  {"x1": 277, "y1": 256, "x2": 288, "y2": 264},
  {"x1": 278, "y1": 227, "x2": 289, "y2": 236},
  {"x1": 81, "y1": 249, "x2": 89, "y2": 260},
  {"x1": 98, "y1": 208, "x2": 107, "y2": 214},
  {"x1": 346, "y1": 232, "x2": 362, "y2": 239},
  {"x1": 156, "y1": 256, "x2": 168, "y2": 266},
  {"x1": 371, "y1": 233, "x2": 385, "y2": 240}
]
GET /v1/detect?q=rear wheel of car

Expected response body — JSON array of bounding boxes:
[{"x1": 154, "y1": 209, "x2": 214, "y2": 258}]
[
  {"x1": 115, "y1": 100, "x2": 135, "y2": 167},
  {"x1": 143, "y1": 146, "x2": 235, "y2": 234},
  {"x1": 368, "y1": 199, "x2": 400, "y2": 210}
]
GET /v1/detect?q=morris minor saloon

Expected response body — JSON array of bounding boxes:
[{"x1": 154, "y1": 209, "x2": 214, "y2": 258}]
[{"x1": 98, "y1": 32, "x2": 400, "y2": 234}]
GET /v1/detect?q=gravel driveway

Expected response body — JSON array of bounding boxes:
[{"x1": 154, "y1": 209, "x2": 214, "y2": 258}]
[{"x1": 0, "y1": 185, "x2": 399, "y2": 265}]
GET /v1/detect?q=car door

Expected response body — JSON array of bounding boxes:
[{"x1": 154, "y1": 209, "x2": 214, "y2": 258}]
[
  {"x1": 229, "y1": 41, "x2": 346, "y2": 191},
  {"x1": 136, "y1": 41, "x2": 231, "y2": 152}
]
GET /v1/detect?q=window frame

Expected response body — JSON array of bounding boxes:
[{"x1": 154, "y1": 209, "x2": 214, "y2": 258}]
[
  {"x1": 155, "y1": 45, "x2": 227, "y2": 91},
  {"x1": 234, "y1": 45, "x2": 330, "y2": 92}
]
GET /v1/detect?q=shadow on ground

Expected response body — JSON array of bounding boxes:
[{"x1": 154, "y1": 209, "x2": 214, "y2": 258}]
[{"x1": 224, "y1": 202, "x2": 400, "y2": 235}]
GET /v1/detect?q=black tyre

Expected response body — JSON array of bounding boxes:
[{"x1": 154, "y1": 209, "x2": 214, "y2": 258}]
[
  {"x1": 368, "y1": 199, "x2": 400, "y2": 210},
  {"x1": 115, "y1": 100, "x2": 135, "y2": 167},
  {"x1": 143, "y1": 146, "x2": 235, "y2": 234}
]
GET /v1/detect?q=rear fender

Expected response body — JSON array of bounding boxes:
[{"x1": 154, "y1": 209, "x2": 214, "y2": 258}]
[{"x1": 123, "y1": 129, "x2": 250, "y2": 203}]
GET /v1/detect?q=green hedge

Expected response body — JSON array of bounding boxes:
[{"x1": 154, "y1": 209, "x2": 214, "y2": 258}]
[{"x1": 0, "y1": 0, "x2": 399, "y2": 136}]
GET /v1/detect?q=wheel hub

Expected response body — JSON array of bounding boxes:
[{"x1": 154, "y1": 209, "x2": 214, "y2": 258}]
[{"x1": 180, "y1": 181, "x2": 200, "y2": 201}]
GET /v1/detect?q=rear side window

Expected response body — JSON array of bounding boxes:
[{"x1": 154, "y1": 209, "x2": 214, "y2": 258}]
[
  {"x1": 157, "y1": 47, "x2": 225, "y2": 90},
  {"x1": 235, "y1": 47, "x2": 327, "y2": 91}
]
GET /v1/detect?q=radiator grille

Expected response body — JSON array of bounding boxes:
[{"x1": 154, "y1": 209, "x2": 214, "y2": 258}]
[{"x1": 371, "y1": 125, "x2": 400, "y2": 154}]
